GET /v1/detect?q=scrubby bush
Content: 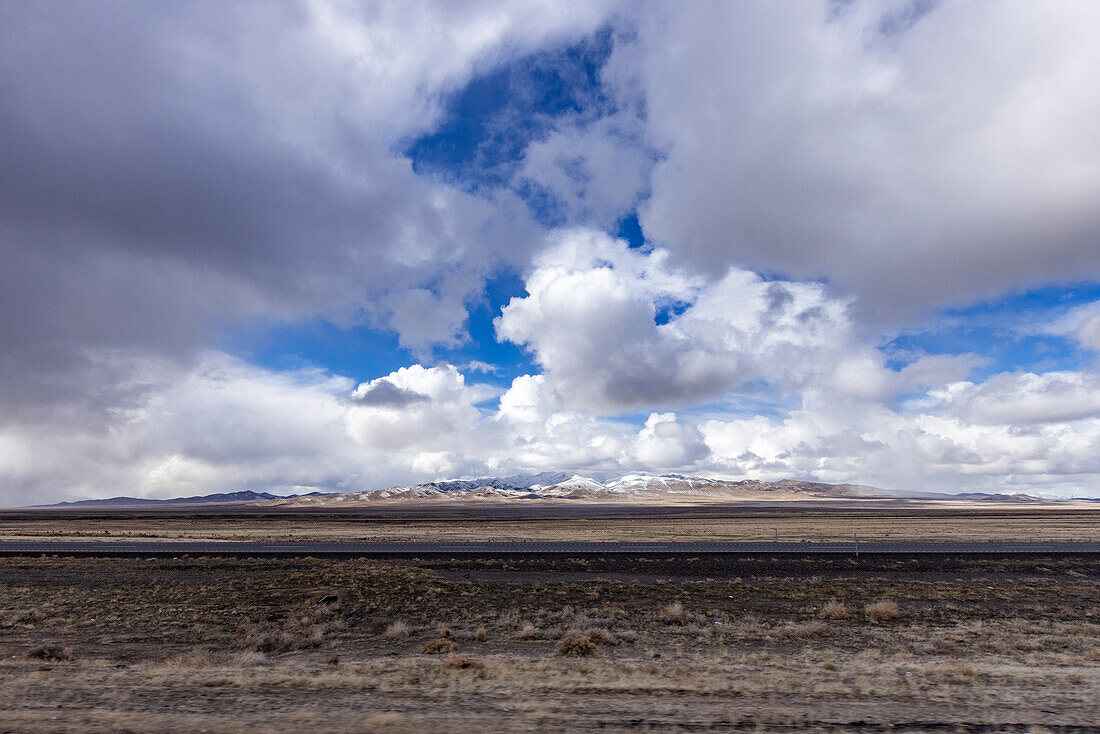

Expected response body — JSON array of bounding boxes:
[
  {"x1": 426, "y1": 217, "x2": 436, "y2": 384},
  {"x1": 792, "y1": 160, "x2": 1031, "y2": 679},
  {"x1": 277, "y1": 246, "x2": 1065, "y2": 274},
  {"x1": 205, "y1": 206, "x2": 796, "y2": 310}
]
[{"x1": 557, "y1": 633, "x2": 598, "y2": 657}]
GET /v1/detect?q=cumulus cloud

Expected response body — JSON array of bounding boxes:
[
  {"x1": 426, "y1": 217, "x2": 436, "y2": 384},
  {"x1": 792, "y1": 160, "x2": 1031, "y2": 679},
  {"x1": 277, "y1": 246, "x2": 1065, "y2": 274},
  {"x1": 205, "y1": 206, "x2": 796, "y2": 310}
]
[
  {"x1": 0, "y1": 353, "x2": 362, "y2": 506},
  {"x1": 349, "y1": 380, "x2": 431, "y2": 409},
  {"x1": 928, "y1": 371, "x2": 1100, "y2": 426},
  {"x1": 494, "y1": 374, "x2": 633, "y2": 471},
  {"x1": 346, "y1": 365, "x2": 495, "y2": 454},
  {"x1": 633, "y1": 413, "x2": 708, "y2": 469},
  {"x1": 699, "y1": 383, "x2": 1100, "y2": 497},
  {"x1": 569, "y1": 2, "x2": 1100, "y2": 319},
  {"x1": 496, "y1": 229, "x2": 946, "y2": 412},
  {"x1": 3, "y1": 349, "x2": 1100, "y2": 503}
]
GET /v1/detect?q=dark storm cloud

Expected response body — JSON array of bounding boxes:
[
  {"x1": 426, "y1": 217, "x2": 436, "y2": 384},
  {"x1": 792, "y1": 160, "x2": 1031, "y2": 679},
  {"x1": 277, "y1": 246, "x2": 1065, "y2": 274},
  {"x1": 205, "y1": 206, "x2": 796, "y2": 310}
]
[
  {"x1": 348, "y1": 380, "x2": 431, "y2": 408},
  {"x1": 0, "y1": 1, "x2": 540, "y2": 410}
]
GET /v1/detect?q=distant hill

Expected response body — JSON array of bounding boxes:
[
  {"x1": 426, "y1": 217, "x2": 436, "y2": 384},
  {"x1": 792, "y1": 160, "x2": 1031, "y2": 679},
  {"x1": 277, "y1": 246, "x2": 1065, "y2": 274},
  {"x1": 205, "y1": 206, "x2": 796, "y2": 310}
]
[{"x1": 38, "y1": 490, "x2": 330, "y2": 508}]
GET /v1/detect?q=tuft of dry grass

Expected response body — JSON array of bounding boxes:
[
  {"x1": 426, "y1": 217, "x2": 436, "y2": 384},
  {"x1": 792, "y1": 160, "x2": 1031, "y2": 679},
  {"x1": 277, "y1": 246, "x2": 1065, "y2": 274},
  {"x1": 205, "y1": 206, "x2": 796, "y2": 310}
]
[
  {"x1": 582, "y1": 627, "x2": 619, "y2": 646},
  {"x1": 243, "y1": 624, "x2": 327, "y2": 654},
  {"x1": 819, "y1": 600, "x2": 852, "y2": 620},
  {"x1": 422, "y1": 638, "x2": 458, "y2": 655},
  {"x1": 864, "y1": 599, "x2": 901, "y2": 622},
  {"x1": 381, "y1": 620, "x2": 410, "y2": 639},
  {"x1": 442, "y1": 655, "x2": 485, "y2": 670},
  {"x1": 557, "y1": 633, "x2": 598, "y2": 657},
  {"x1": 364, "y1": 712, "x2": 406, "y2": 729},
  {"x1": 658, "y1": 601, "x2": 684, "y2": 622},
  {"x1": 474, "y1": 627, "x2": 487, "y2": 642}
]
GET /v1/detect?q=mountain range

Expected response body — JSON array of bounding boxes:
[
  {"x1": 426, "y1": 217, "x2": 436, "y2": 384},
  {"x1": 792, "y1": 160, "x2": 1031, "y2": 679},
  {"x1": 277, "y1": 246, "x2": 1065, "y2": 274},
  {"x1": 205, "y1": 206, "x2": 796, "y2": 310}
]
[{"x1": 35, "y1": 473, "x2": 1047, "y2": 507}]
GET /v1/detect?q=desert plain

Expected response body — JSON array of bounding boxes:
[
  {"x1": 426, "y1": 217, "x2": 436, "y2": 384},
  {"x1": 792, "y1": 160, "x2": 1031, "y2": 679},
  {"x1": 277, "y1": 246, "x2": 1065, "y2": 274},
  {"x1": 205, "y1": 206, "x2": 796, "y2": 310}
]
[
  {"x1": 0, "y1": 503, "x2": 1097, "y2": 732},
  {"x1": 2, "y1": 501, "x2": 1098, "y2": 543}
]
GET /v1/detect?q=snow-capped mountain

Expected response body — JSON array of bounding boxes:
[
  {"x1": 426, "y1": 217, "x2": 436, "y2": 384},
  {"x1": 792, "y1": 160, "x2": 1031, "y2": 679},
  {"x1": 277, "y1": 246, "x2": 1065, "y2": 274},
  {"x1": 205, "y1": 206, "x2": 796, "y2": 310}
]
[
  {"x1": 264, "y1": 472, "x2": 897, "y2": 505},
  {"x1": 429, "y1": 472, "x2": 577, "y2": 493}
]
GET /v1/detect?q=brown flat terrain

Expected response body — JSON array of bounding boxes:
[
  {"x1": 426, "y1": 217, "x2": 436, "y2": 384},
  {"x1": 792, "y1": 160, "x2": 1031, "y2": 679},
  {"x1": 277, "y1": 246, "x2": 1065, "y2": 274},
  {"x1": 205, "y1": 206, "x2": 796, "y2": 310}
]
[
  {"x1": 1, "y1": 503, "x2": 1098, "y2": 543},
  {"x1": 1, "y1": 553, "x2": 1097, "y2": 732}
]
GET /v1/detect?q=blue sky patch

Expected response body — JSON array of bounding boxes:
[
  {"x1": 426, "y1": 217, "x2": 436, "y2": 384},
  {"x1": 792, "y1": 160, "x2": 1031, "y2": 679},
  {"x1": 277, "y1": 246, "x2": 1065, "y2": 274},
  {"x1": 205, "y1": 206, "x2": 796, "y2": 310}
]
[
  {"x1": 884, "y1": 281, "x2": 1100, "y2": 379},
  {"x1": 404, "y1": 27, "x2": 614, "y2": 197}
]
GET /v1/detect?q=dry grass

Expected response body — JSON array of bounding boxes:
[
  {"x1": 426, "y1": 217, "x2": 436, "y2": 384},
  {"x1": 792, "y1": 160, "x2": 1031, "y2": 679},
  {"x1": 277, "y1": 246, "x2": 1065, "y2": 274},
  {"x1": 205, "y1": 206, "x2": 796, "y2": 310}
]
[
  {"x1": 381, "y1": 620, "x2": 410, "y2": 639},
  {"x1": 581, "y1": 627, "x2": 619, "y2": 646},
  {"x1": 442, "y1": 655, "x2": 485, "y2": 670},
  {"x1": 658, "y1": 601, "x2": 684, "y2": 621},
  {"x1": 475, "y1": 627, "x2": 487, "y2": 642},
  {"x1": 364, "y1": 712, "x2": 406, "y2": 729},
  {"x1": 557, "y1": 633, "x2": 599, "y2": 657},
  {"x1": 422, "y1": 638, "x2": 458, "y2": 654},
  {"x1": 864, "y1": 599, "x2": 901, "y2": 622},
  {"x1": 0, "y1": 554, "x2": 1096, "y2": 732},
  {"x1": 819, "y1": 600, "x2": 852, "y2": 620},
  {"x1": 163, "y1": 648, "x2": 267, "y2": 667},
  {"x1": 1, "y1": 609, "x2": 43, "y2": 628},
  {"x1": 4, "y1": 505, "x2": 1097, "y2": 543}
]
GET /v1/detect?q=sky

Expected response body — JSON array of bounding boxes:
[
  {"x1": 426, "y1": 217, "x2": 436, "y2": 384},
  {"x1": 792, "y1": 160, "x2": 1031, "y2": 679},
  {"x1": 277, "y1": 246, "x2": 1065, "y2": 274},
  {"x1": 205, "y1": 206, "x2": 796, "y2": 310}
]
[{"x1": 2, "y1": 0, "x2": 1100, "y2": 503}]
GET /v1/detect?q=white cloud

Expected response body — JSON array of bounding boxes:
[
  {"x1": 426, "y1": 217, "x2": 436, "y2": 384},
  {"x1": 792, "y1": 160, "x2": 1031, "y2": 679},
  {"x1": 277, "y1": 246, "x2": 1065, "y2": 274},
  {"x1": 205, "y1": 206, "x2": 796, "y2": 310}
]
[
  {"x1": 1080, "y1": 315, "x2": 1100, "y2": 353},
  {"x1": 574, "y1": 2, "x2": 1100, "y2": 319},
  {"x1": 496, "y1": 229, "x2": 936, "y2": 412},
  {"x1": 4, "y1": 350, "x2": 1100, "y2": 503},
  {"x1": 346, "y1": 364, "x2": 494, "y2": 453},
  {"x1": 492, "y1": 374, "x2": 633, "y2": 471},
  {"x1": 633, "y1": 413, "x2": 708, "y2": 469},
  {"x1": 696, "y1": 368, "x2": 1100, "y2": 496},
  {"x1": 518, "y1": 112, "x2": 654, "y2": 228},
  {"x1": 929, "y1": 371, "x2": 1100, "y2": 426},
  {"x1": 300, "y1": 0, "x2": 618, "y2": 139},
  {"x1": 385, "y1": 289, "x2": 471, "y2": 353},
  {"x1": 1044, "y1": 301, "x2": 1100, "y2": 353},
  {"x1": 459, "y1": 360, "x2": 503, "y2": 375},
  {"x1": 0, "y1": 353, "x2": 364, "y2": 505}
]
